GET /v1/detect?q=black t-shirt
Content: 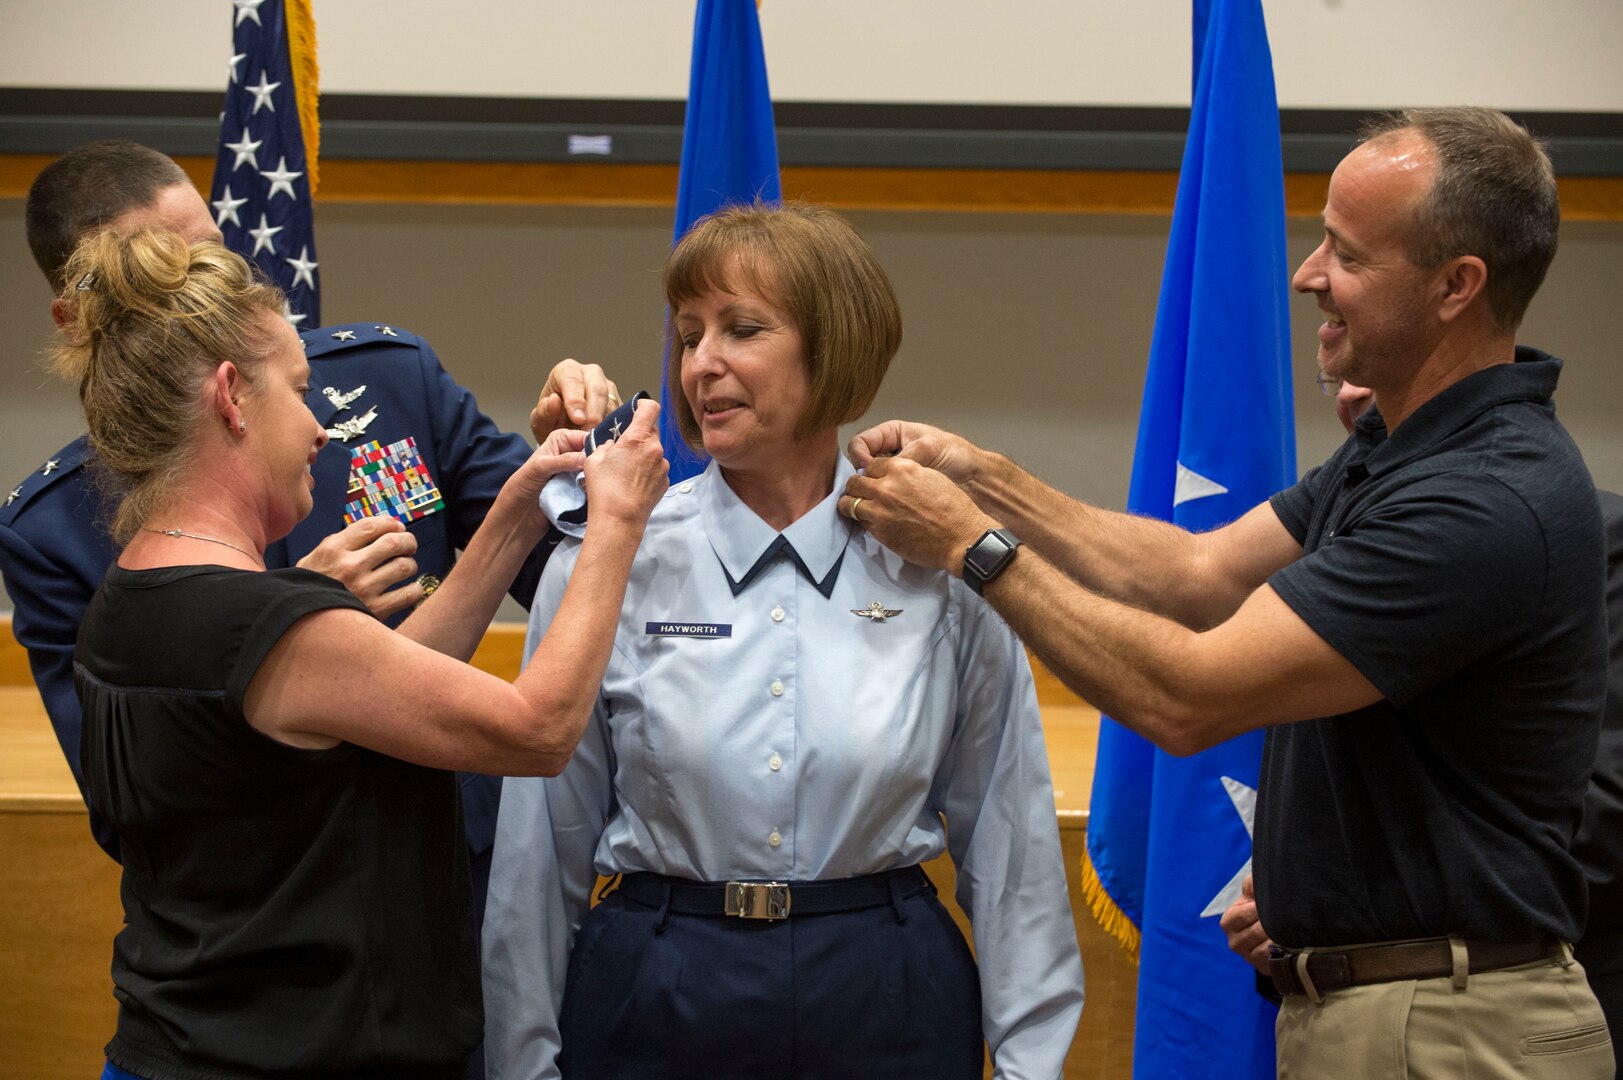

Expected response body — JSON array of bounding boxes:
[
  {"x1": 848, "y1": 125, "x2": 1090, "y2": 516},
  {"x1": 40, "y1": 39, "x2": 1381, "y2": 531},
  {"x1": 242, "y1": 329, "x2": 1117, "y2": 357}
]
[
  {"x1": 1257, "y1": 349, "x2": 1605, "y2": 948},
  {"x1": 77, "y1": 565, "x2": 479, "y2": 1079}
]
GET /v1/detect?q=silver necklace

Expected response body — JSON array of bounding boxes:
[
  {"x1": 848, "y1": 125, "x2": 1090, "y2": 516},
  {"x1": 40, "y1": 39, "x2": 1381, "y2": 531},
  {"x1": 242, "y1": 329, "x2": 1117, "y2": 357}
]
[{"x1": 143, "y1": 527, "x2": 259, "y2": 562}]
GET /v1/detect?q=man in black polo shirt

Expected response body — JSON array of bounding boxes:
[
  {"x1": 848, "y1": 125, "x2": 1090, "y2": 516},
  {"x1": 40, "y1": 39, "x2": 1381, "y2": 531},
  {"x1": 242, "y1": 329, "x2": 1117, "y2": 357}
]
[
  {"x1": 843, "y1": 106, "x2": 1613, "y2": 1075},
  {"x1": 1222, "y1": 416, "x2": 1623, "y2": 1076}
]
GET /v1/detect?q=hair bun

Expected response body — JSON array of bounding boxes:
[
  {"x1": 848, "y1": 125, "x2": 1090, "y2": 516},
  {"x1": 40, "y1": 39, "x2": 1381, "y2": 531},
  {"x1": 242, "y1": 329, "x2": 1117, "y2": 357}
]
[{"x1": 45, "y1": 225, "x2": 285, "y2": 542}]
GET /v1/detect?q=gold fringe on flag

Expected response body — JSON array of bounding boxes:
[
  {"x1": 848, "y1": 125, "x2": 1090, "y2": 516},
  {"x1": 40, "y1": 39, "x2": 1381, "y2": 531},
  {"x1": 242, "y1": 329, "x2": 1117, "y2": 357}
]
[
  {"x1": 1080, "y1": 849, "x2": 1141, "y2": 962},
  {"x1": 285, "y1": 0, "x2": 320, "y2": 194}
]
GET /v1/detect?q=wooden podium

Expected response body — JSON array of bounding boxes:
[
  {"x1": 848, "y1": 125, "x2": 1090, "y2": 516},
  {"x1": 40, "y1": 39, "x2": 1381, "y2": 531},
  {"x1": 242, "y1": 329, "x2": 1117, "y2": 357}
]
[{"x1": 0, "y1": 676, "x2": 123, "y2": 1078}]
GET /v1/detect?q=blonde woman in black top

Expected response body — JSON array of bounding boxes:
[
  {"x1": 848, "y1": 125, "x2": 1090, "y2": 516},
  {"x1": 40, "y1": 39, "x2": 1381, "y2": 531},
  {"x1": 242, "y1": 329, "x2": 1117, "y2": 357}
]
[{"x1": 57, "y1": 227, "x2": 667, "y2": 1080}]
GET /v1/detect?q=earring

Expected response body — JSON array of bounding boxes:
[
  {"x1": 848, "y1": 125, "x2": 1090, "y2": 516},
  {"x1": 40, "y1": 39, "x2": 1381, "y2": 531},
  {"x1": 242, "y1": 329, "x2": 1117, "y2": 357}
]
[{"x1": 238, "y1": 421, "x2": 247, "y2": 433}]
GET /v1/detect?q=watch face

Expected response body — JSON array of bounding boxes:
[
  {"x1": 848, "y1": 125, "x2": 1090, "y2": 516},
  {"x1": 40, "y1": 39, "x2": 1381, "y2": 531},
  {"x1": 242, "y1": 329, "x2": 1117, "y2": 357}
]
[
  {"x1": 965, "y1": 537, "x2": 1004, "y2": 576},
  {"x1": 966, "y1": 529, "x2": 1019, "y2": 580}
]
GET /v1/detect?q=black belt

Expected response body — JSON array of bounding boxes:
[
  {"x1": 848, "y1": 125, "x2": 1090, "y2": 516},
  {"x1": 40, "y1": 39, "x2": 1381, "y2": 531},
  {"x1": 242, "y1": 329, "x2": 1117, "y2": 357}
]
[
  {"x1": 613, "y1": 865, "x2": 931, "y2": 921},
  {"x1": 1269, "y1": 937, "x2": 1562, "y2": 998}
]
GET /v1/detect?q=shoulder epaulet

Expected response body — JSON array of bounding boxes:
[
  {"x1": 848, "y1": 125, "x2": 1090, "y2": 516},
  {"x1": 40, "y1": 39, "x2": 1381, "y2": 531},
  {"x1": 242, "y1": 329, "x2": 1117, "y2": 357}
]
[
  {"x1": 301, "y1": 322, "x2": 425, "y2": 360},
  {"x1": 0, "y1": 436, "x2": 92, "y2": 526}
]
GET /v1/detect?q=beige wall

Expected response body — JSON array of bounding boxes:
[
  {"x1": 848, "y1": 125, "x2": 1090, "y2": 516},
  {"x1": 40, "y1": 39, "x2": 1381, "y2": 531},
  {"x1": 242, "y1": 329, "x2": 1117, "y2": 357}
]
[
  {"x1": 4, "y1": 0, "x2": 1621, "y2": 111},
  {"x1": 3, "y1": 198, "x2": 1620, "y2": 621}
]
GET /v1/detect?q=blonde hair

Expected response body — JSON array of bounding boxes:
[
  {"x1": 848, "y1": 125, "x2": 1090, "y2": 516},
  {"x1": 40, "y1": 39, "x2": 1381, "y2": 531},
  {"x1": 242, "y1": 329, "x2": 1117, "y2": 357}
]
[
  {"x1": 663, "y1": 202, "x2": 902, "y2": 452},
  {"x1": 48, "y1": 227, "x2": 285, "y2": 541}
]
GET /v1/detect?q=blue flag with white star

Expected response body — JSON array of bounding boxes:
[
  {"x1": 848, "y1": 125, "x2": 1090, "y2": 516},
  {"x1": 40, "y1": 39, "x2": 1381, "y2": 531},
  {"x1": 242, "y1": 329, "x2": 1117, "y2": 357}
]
[
  {"x1": 1083, "y1": 1, "x2": 1293, "y2": 1076},
  {"x1": 664, "y1": 0, "x2": 782, "y2": 482},
  {"x1": 211, "y1": 0, "x2": 320, "y2": 326}
]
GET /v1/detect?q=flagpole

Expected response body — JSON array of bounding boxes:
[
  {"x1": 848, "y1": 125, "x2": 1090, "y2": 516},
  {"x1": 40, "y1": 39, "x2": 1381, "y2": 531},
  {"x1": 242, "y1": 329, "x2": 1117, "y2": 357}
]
[{"x1": 663, "y1": 0, "x2": 783, "y2": 482}]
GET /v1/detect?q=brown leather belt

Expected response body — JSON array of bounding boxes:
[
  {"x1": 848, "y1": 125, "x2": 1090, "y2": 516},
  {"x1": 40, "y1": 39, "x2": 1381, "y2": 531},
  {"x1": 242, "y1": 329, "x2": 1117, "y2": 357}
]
[{"x1": 1269, "y1": 937, "x2": 1561, "y2": 999}]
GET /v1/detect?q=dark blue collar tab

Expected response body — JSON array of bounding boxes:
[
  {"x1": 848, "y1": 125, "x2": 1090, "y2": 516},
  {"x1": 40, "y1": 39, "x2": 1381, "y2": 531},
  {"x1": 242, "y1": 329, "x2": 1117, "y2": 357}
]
[{"x1": 725, "y1": 534, "x2": 843, "y2": 599}]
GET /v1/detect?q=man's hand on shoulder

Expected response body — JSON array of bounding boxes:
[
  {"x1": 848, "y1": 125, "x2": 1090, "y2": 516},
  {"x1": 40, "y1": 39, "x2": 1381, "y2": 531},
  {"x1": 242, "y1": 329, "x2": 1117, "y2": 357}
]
[
  {"x1": 530, "y1": 359, "x2": 621, "y2": 439},
  {"x1": 846, "y1": 419, "x2": 986, "y2": 487},
  {"x1": 297, "y1": 516, "x2": 422, "y2": 619},
  {"x1": 842, "y1": 456, "x2": 995, "y2": 574}
]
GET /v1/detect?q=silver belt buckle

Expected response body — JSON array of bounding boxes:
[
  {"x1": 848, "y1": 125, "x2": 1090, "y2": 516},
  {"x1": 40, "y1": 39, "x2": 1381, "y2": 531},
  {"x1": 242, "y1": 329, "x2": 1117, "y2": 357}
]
[{"x1": 724, "y1": 881, "x2": 791, "y2": 920}]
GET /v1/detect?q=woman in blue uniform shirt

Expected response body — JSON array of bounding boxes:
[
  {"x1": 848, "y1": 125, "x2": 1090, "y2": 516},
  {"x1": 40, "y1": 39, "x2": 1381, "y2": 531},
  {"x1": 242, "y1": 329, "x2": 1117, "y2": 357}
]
[{"x1": 483, "y1": 203, "x2": 1084, "y2": 1079}]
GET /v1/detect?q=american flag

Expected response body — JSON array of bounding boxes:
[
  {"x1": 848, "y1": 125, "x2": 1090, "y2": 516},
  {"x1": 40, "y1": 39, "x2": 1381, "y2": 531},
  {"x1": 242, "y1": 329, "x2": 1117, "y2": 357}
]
[{"x1": 210, "y1": 0, "x2": 321, "y2": 326}]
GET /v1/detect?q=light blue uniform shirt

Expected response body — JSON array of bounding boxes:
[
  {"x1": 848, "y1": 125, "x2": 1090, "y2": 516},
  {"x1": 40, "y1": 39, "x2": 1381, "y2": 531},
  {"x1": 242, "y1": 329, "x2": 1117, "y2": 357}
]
[{"x1": 483, "y1": 457, "x2": 1084, "y2": 1079}]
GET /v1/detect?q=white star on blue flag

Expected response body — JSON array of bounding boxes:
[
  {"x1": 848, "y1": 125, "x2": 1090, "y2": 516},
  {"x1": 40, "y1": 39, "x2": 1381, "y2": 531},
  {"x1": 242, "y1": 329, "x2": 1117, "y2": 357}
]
[
  {"x1": 224, "y1": 130, "x2": 262, "y2": 171},
  {"x1": 211, "y1": 186, "x2": 248, "y2": 229}
]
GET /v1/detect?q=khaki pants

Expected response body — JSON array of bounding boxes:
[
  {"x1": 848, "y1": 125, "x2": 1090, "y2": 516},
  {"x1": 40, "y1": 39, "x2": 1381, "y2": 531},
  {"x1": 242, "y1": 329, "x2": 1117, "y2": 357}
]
[{"x1": 1276, "y1": 949, "x2": 1613, "y2": 1079}]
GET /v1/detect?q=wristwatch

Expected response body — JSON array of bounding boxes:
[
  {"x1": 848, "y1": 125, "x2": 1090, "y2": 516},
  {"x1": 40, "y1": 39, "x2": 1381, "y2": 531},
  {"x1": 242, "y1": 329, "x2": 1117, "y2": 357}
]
[{"x1": 962, "y1": 528, "x2": 1022, "y2": 596}]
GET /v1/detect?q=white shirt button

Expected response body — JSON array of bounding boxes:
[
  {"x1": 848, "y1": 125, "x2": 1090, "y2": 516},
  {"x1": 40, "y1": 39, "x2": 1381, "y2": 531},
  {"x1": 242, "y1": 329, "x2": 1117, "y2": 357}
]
[
  {"x1": 678, "y1": 481, "x2": 694, "y2": 494},
  {"x1": 769, "y1": 830, "x2": 782, "y2": 847},
  {"x1": 770, "y1": 679, "x2": 784, "y2": 697},
  {"x1": 771, "y1": 606, "x2": 785, "y2": 622},
  {"x1": 769, "y1": 753, "x2": 782, "y2": 772}
]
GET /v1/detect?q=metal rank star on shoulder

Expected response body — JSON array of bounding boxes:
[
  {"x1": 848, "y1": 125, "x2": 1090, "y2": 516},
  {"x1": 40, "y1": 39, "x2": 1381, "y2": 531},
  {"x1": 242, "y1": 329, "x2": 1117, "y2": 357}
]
[
  {"x1": 583, "y1": 391, "x2": 651, "y2": 455},
  {"x1": 851, "y1": 601, "x2": 903, "y2": 621}
]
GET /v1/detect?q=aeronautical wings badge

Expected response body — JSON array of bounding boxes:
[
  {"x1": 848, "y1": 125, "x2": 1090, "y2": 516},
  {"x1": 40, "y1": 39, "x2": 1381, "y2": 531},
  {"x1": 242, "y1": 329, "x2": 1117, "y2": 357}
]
[
  {"x1": 323, "y1": 385, "x2": 366, "y2": 411},
  {"x1": 326, "y1": 405, "x2": 379, "y2": 442},
  {"x1": 851, "y1": 601, "x2": 903, "y2": 621}
]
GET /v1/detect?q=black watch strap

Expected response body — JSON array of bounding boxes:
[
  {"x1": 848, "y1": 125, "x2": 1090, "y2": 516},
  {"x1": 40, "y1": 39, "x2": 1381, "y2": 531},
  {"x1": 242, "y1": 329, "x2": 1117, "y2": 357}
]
[{"x1": 962, "y1": 528, "x2": 1021, "y2": 596}]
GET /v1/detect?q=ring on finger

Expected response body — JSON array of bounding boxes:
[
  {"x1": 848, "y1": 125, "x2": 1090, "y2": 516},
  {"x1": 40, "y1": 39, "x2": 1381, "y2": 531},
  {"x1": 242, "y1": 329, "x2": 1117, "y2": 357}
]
[{"x1": 849, "y1": 497, "x2": 865, "y2": 523}]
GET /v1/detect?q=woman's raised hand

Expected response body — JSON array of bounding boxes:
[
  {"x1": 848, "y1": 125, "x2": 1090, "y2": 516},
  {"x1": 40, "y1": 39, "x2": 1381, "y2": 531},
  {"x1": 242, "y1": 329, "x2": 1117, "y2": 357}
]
[
  {"x1": 504, "y1": 426, "x2": 589, "y2": 516},
  {"x1": 584, "y1": 399, "x2": 668, "y2": 528}
]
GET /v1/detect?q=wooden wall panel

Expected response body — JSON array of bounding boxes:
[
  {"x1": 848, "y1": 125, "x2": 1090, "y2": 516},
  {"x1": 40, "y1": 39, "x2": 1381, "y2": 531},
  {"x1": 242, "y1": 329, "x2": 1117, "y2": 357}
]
[{"x1": 3, "y1": 153, "x2": 1620, "y2": 220}]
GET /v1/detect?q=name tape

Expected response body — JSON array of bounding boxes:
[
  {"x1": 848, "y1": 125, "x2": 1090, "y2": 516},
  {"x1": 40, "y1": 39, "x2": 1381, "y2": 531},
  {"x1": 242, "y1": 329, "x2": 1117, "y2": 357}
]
[{"x1": 645, "y1": 622, "x2": 732, "y2": 639}]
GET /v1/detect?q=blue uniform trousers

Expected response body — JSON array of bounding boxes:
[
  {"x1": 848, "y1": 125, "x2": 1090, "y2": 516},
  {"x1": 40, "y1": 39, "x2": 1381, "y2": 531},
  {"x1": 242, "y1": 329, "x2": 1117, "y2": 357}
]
[{"x1": 559, "y1": 867, "x2": 983, "y2": 1079}]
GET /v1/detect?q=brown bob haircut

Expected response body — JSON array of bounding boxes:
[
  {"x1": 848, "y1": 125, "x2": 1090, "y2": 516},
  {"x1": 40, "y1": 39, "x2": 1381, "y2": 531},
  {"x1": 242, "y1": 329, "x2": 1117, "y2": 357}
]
[{"x1": 663, "y1": 201, "x2": 902, "y2": 452}]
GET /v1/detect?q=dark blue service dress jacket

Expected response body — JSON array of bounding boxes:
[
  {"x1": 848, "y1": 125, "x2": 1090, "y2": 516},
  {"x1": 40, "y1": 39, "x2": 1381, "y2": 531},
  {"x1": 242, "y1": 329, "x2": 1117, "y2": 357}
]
[{"x1": 0, "y1": 322, "x2": 543, "y2": 867}]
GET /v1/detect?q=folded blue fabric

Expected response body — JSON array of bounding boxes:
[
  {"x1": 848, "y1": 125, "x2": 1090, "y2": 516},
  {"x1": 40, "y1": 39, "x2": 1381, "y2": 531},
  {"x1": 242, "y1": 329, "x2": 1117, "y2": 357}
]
[{"x1": 538, "y1": 391, "x2": 651, "y2": 538}]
